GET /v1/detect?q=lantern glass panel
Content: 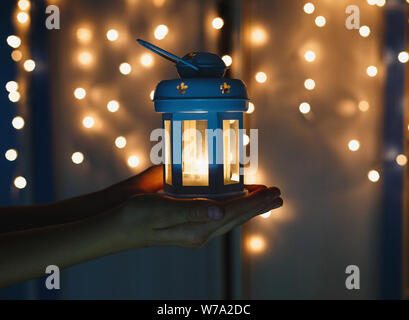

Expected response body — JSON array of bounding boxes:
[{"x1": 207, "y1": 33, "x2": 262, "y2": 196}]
[
  {"x1": 164, "y1": 120, "x2": 172, "y2": 185},
  {"x1": 223, "y1": 119, "x2": 240, "y2": 185},
  {"x1": 182, "y1": 120, "x2": 209, "y2": 186}
]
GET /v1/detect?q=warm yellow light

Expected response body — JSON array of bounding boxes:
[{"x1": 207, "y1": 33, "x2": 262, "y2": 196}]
[
  {"x1": 376, "y1": 0, "x2": 386, "y2": 7},
  {"x1": 106, "y1": 29, "x2": 119, "y2": 41},
  {"x1": 107, "y1": 100, "x2": 120, "y2": 112},
  {"x1": 154, "y1": 24, "x2": 169, "y2": 40},
  {"x1": 115, "y1": 136, "x2": 127, "y2": 149},
  {"x1": 243, "y1": 134, "x2": 250, "y2": 146},
  {"x1": 255, "y1": 71, "x2": 267, "y2": 83},
  {"x1": 358, "y1": 100, "x2": 370, "y2": 112},
  {"x1": 398, "y1": 51, "x2": 409, "y2": 64},
  {"x1": 23, "y1": 59, "x2": 36, "y2": 72},
  {"x1": 367, "y1": 0, "x2": 378, "y2": 5},
  {"x1": 315, "y1": 16, "x2": 326, "y2": 27},
  {"x1": 251, "y1": 27, "x2": 267, "y2": 45},
  {"x1": 150, "y1": 90, "x2": 155, "y2": 101},
  {"x1": 396, "y1": 154, "x2": 407, "y2": 166},
  {"x1": 359, "y1": 26, "x2": 371, "y2": 38},
  {"x1": 74, "y1": 87, "x2": 86, "y2": 100},
  {"x1": 7, "y1": 35, "x2": 21, "y2": 49},
  {"x1": 82, "y1": 116, "x2": 95, "y2": 128},
  {"x1": 222, "y1": 55, "x2": 232, "y2": 67},
  {"x1": 8, "y1": 91, "x2": 21, "y2": 103},
  {"x1": 14, "y1": 176, "x2": 27, "y2": 189},
  {"x1": 6, "y1": 81, "x2": 18, "y2": 92},
  {"x1": 153, "y1": 0, "x2": 165, "y2": 7},
  {"x1": 11, "y1": 50, "x2": 23, "y2": 62},
  {"x1": 212, "y1": 17, "x2": 224, "y2": 29},
  {"x1": 348, "y1": 139, "x2": 360, "y2": 151},
  {"x1": 247, "y1": 102, "x2": 255, "y2": 114},
  {"x1": 299, "y1": 102, "x2": 311, "y2": 114},
  {"x1": 304, "y1": 79, "x2": 316, "y2": 90},
  {"x1": 16, "y1": 12, "x2": 29, "y2": 24},
  {"x1": 18, "y1": 0, "x2": 31, "y2": 11},
  {"x1": 72, "y1": 152, "x2": 84, "y2": 164},
  {"x1": 261, "y1": 211, "x2": 272, "y2": 219},
  {"x1": 140, "y1": 53, "x2": 154, "y2": 67},
  {"x1": 76, "y1": 27, "x2": 92, "y2": 43},
  {"x1": 78, "y1": 51, "x2": 93, "y2": 66},
  {"x1": 119, "y1": 62, "x2": 132, "y2": 75},
  {"x1": 303, "y1": 3, "x2": 315, "y2": 14},
  {"x1": 366, "y1": 66, "x2": 378, "y2": 77},
  {"x1": 304, "y1": 50, "x2": 316, "y2": 62},
  {"x1": 5, "y1": 149, "x2": 18, "y2": 161},
  {"x1": 368, "y1": 170, "x2": 380, "y2": 182},
  {"x1": 247, "y1": 235, "x2": 265, "y2": 253},
  {"x1": 12, "y1": 116, "x2": 25, "y2": 130},
  {"x1": 128, "y1": 155, "x2": 140, "y2": 168}
]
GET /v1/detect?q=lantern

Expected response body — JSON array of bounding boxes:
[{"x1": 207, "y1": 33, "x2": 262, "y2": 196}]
[{"x1": 138, "y1": 39, "x2": 249, "y2": 199}]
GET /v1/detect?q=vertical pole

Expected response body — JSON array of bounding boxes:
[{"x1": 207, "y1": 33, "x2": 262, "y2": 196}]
[{"x1": 381, "y1": 0, "x2": 407, "y2": 299}]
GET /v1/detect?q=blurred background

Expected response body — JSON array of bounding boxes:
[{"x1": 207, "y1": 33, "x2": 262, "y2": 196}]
[{"x1": 0, "y1": 0, "x2": 408, "y2": 299}]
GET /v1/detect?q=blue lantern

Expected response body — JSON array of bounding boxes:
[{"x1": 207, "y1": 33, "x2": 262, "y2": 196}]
[{"x1": 138, "y1": 39, "x2": 249, "y2": 199}]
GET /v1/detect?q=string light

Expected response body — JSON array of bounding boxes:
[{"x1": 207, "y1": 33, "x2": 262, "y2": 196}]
[
  {"x1": 315, "y1": 16, "x2": 326, "y2": 27},
  {"x1": 304, "y1": 50, "x2": 316, "y2": 62},
  {"x1": 74, "y1": 87, "x2": 86, "y2": 100},
  {"x1": 359, "y1": 26, "x2": 371, "y2": 38},
  {"x1": 82, "y1": 116, "x2": 95, "y2": 128},
  {"x1": 299, "y1": 102, "x2": 311, "y2": 114},
  {"x1": 243, "y1": 134, "x2": 250, "y2": 146},
  {"x1": 72, "y1": 152, "x2": 84, "y2": 164},
  {"x1": 107, "y1": 100, "x2": 120, "y2": 112},
  {"x1": 16, "y1": 12, "x2": 29, "y2": 24},
  {"x1": 304, "y1": 79, "x2": 315, "y2": 90},
  {"x1": 76, "y1": 27, "x2": 92, "y2": 43},
  {"x1": 251, "y1": 27, "x2": 267, "y2": 45},
  {"x1": 14, "y1": 176, "x2": 27, "y2": 189},
  {"x1": 396, "y1": 154, "x2": 407, "y2": 166},
  {"x1": 303, "y1": 3, "x2": 315, "y2": 14},
  {"x1": 222, "y1": 55, "x2": 232, "y2": 67},
  {"x1": 119, "y1": 62, "x2": 132, "y2": 75},
  {"x1": 5, "y1": 149, "x2": 18, "y2": 162},
  {"x1": 140, "y1": 53, "x2": 154, "y2": 67},
  {"x1": 18, "y1": 0, "x2": 31, "y2": 11},
  {"x1": 366, "y1": 66, "x2": 378, "y2": 77},
  {"x1": 247, "y1": 102, "x2": 255, "y2": 114},
  {"x1": 6, "y1": 81, "x2": 18, "y2": 92},
  {"x1": 367, "y1": 0, "x2": 377, "y2": 5},
  {"x1": 348, "y1": 139, "x2": 360, "y2": 152},
  {"x1": 376, "y1": 0, "x2": 386, "y2": 7},
  {"x1": 212, "y1": 17, "x2": 224, "y2": 30},
  {"x1": 115, "y1": 136, "x2": 127, "y2": 149},
  {"x1": 128, "y1": 155, "x2": 140, "y2": 168},
  {"x1": 255, "y1": 72, "x2": 267, "y2": 83},
  {"x1": 23, "y1": 59, "x2": 36, "y2": 72},
  {"x1": 398, "y1": 51, "x2": 409, "y2": 64},
  {"x1": 358, "y1": 100, "x2": 370, "y2": 112},
  {"x1": 247, "y1": 235, "x2": 265, "y2": 253},
  {"x1": 106, "y1": 29, "x2": 119, "y2": 41},
  {"x1": 11, "y1": 50, "x2": 23, "y2": 62},
  {"x1": 78, "y1": 51, "x2": 93, "y2": 66},
  {"x1": 6, "y1": 35, "x2": 21, "y2": 49},
  {"x1": 12, "y1": 116, "x2": 25, "y2": 130},
  {"x1": 8, "y1": 91, "x2": 21, "y2": 103},
  {"x1": 368, "y1": 170, "x2": 380, "y2": 182},
  {"x1": 150, "y1": 90, "x2": 155, "y2": 101},
  {"x1": 154, "y1": 25, "x2": 169, "y2": 40}
]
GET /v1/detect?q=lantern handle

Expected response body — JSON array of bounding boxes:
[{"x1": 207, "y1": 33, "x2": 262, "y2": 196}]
[{"x1": 137, "y1": 39, "x2": 199, "y2": 71}]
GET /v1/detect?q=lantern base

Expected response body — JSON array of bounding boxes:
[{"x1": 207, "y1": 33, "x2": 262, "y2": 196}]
[{"x1": 162, "y1": 189, "x2": 248, "y2": 201}]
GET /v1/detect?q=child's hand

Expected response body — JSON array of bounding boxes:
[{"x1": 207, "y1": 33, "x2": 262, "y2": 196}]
[{"x1": 110, "y1": 184, "x2": 282, "y2": 250}]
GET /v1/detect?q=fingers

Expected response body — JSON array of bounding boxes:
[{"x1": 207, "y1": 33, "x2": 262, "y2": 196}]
[
  {"x1": 135, "y1": 165, "x2": 164, "y2": 193},
  {"x1": 151, "y1": 198, "x2": 225, "y2": 229},
  {"x1": 244, "y1": 184, "x2": 267, "y2": 193}
]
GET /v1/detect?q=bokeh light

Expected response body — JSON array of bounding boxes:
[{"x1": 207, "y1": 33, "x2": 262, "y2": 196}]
[
  {"x1": 106, "y1": 29, "x2": 119, "y2": 41},
  {"x1": 348, "y1": 139, "x2": 360, "y2": 152},
  {"x1": 140, "y1": 53, "x2": 154, "y2": 67},
  {"x1": 359, "y1": 26, "x2": 371, "y2": 38},
  {"x1": 396, "y1": 154, "x2": 407, "y2": 166},
  {"x1": 16, "y1": 12, "x2": 29, "y2": 24},
  {"x1": 107, "y1": 100, "x2": 120, "y2": 112},
  {"x1": 358, "y1": 100, "x2": 370, "y2": 112},
  {"x1": 154, "y1": 24, "x2": 169, "y2": 40},
  {"x1": 119, "y1": 62, "x2": 132, "y2": 75},
  {"x1": 212, "y1": 17, "x2": 224, "y2": 29},
  {"x1": 366, "y1": 66, "x2": 378, "y2": 77},
  {"x1": 23, "y1": 59, "x2": 36, "y2": 72},
  {"x1": 255, "y1": 72, "x2": 267, "y2": 83},
  {"x1": 6, "y1": 81, "x2": 18, "y2": 92},
  {"x1": 74, "y1": 87, "x2": 86, "y2": 100},
  {"x1": 315, "y1": 16, "x2": 326, "y2": 27},
  {"x1": 247, "y1": 235, "x2": 265, "y2": 253},
  {"x1": 303, "y1": 3, "x2": 315, "y2": 14},
  {"x1": 299, "y1": 102, "x2": 311, "y2": 114},
  {"x1": 76, "y1": 27, "x2": 93, "y2": 43},
  {"x1": 72, "y1": 152, "x2": 84, "y2": 164},
  {"x1": 14, "y1": 176, "x2": 27, "y2": 189},
  {"x1": 12, "y1": 116, "x2": 25, "y2": 130},
  {"x1": 247, "y1": 102, "x2": 255, "y2": 114},
  {"x1": 304, "y1": 50, "x2": 316, "y2": 62},
  {"x1": 398, "y1": 51, "x2": 409, "y2": 64},
  {"x1": 7, "y1": 35, "x2": 21, "y2": 49},
  {"x1": 82, "y1": 116, "x2": 95, "y2": 129},
  {"x1": 115, "y1": 136, "x2": 127, "y2": 149},
  {"x1": 304, "y1": 79, "x2": 315, "y2": 90},
  {"x1": 128, "y1": 155, "x2": 140, "y2": 168},
  {"x1": 222, "y1": 55, "x2": 232, "y2": 67},
  {"x1": 5, "y1": 149, "x2": 18, "y2": 162},
  {"x1": 368, "y1": 170, "x2": 380, "y2": 182}
]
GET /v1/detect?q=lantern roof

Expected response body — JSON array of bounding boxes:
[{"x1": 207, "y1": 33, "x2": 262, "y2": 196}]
[{"x1": 137, "y1": 39, "x2": 249, "y2": 113}]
